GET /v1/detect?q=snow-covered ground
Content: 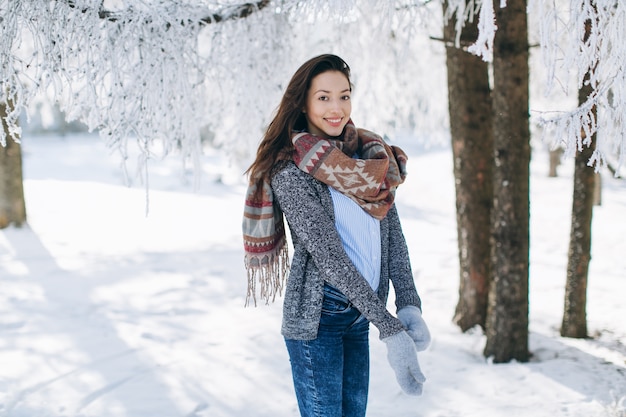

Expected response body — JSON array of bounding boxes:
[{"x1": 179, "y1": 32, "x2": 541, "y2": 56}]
[{"x1": 1, "y1": 132, "x2": 625, "y2": 417}]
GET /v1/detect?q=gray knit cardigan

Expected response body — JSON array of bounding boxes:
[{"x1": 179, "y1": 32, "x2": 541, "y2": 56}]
[{"x1": 271, "y1": 161, "x2": 422, "y2": 340}]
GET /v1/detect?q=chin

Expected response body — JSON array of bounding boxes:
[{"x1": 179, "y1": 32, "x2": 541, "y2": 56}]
[{"x1": 325, "y1": 127, "x2": 347, "y2": 138}]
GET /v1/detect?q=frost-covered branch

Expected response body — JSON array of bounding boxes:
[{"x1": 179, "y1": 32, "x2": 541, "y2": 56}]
[
  {"x1": 199, "y1": 0, "x2": 270, "y2": 24},
  {"x1": 0, "y1": 0, "x2": 273, "y2": 179},
  {"x1": 64, "y1": 0, "x2": 118, "y2": 22},
  {"x1": 443, "y1": 0, "x2": 507, "y2": 62},
  {"x1": 61, "y1": 0, "x2": 271, "y2": 24},
  {"x1": 1, "y1": 0, "x2": 445, "y2": 185},
  {"x1": 466, "y1": 0, "x2": 497, "y2": 61},
  {"x1": 443, "y1": 0, "x2": 624, "y2": 172},
  {"x1": 532, "y1": 0, "x2": 625, "y2": 173}
]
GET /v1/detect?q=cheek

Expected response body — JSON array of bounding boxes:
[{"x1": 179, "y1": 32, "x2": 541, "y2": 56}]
[
  {"x1": 306, "y1": 100, "x2": 320, "y2": 114},
  {"x1": 342, "y1": 103, "x2": 352, "y2": 118}
]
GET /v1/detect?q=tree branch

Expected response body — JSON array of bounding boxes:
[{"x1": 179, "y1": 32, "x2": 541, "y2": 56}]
[
  {"x1": 431, "y1": 36, "x2": 540, "y2": 50},
  {"x1": 63, "y1": 0, "x2": 271, "y2": 25},
  {"x1": 200, "y1": 0, "x2": 271, "y2": 25}
]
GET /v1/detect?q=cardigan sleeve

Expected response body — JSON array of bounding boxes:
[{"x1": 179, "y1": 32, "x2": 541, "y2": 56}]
[
  {"x1": 386, "y1": 204, "x2": 422, "y2": 312},
  {"x1": 271, "y1": 163, "x2": 405, "y2": 339}
]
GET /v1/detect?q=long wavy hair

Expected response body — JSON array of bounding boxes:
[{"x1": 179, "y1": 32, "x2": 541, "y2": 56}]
[{"x1": 245, "y1": 54, "x2": 352, "y2": 188}]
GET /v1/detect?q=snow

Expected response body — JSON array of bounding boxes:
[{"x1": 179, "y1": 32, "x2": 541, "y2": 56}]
[{"x1": 1, "y1": 132, "x2": 625, "y2": 417}]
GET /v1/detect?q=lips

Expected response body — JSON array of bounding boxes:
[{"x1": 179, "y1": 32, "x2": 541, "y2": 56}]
[{"x1": 325, "y1": 117, "x2": 343, "y2": 127}]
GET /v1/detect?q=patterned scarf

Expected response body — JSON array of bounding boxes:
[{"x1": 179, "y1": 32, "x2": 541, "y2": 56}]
[{"x1": 243, "y1": 120, "x2": 408, "y2": 306}]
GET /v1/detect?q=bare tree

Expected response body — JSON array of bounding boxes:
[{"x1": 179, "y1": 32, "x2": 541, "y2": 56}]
[
  {"x1": 0, "y1": 100, "x2": 26, "y2": 228},
  {"x1": 445, "y1": 0, "x2": 624, "y2": 361},
  {"x1": 443, "y1": 0, "x2": 494, "y2": 332},
  {"x1": 443, "y1": 0, "x2": 531, "y2": 362},
  {"x1": 561, "y1": 2, "x2": 598, "y2": 339},
  {"x1": 483, "y1": 0, "x2": 531, "y2": 363}
]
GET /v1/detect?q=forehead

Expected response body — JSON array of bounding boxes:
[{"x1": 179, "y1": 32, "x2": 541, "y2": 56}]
[{"x1": 309, "y1": 71, "x2": 350, "y2": 91}]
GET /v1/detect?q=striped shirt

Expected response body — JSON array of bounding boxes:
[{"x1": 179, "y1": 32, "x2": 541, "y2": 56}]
[{"x1": 329, "y1": 186, "x2": 381, "y2": 291}]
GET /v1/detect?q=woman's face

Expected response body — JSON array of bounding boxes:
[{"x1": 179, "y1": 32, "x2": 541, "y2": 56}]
[{"x1": 303, "y1": 70, "x2": 351, "y2": 139}]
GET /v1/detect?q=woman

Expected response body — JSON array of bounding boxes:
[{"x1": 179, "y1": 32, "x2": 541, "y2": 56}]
[{"x1": 243, "y1": 54, "x2": 430, "y2": 417}]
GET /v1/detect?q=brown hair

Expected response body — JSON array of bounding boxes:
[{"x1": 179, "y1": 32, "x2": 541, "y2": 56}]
[{"x1": 245, "y1": 54, "x2": 351, "y2": 187}]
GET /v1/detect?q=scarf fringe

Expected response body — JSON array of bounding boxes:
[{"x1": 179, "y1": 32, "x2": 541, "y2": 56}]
[{"x1": 245, "y1": 244, "x2": 290, "y2": 307}]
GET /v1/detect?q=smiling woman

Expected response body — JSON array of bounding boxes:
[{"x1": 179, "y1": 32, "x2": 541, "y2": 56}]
[
  {"x1": 302, "y1": 70, "x2": 352, "y2": 139},
  {"x1": 242, "y1": 54, "x2": 430, "y2": 417}
]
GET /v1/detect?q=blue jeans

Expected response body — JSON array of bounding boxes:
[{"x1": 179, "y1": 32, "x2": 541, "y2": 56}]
[{"x1": 285, "y1": 284, "x2": 370, "y2": 417}]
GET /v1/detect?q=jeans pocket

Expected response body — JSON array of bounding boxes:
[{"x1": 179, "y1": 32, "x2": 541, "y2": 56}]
[
  {"x1": 321, "y1": 284, "x2": 351, "y2": 314},
  {"x1": 321, "y1": 297, "x2": 351, "y2": 314}
]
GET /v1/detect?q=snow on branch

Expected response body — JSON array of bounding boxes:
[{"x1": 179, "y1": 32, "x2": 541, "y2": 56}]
[
  {"x1": 199, "y1": 0, "x2": 270, "y2": 23},
  {"x1": 467, "y1": 0, "x2": 498, "y2": 61},
  {"x1": 532, "y1": 0, "x2": 625, "y2": 173},
  {"x1": 1, "y1": 0, "x2": 445, "y2": 184},
  {"x1": 0, "y1": 0, "x2": 272, "y2": 168},
  {"x1": 444, "y1": 0, "x2": 506, "y2": 62},
  {"x1": 443, "y1": 0, "x2": 478, "y2": 48},
  {"x1": 62, "y1": 0, "x2": 271, "y2": 24}
]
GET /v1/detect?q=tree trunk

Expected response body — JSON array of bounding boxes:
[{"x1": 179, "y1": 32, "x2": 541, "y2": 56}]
[
  {"x1": 561, "y1": 10, "x2": 597, "y2": 339},
  {"x1": 484, "y1": 0, "x2": 530, "y2": 363},
  {"x1": 444, "y1": 1, "x2": 494, "y2": 332},
  {"x1": 592, "y1": 173, "x2": 601, "y2": 206},
  {"x1": 548, "y1": 147, "x2": 563, "y2": 177},
  {"x1": 0, "y1": 102, "x2": 27, "y2": 229}
]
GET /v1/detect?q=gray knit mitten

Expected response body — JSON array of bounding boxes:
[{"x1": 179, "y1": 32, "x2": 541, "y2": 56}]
[
  {"x1": 382, "y1": 330, "x2": 425, "y2": 396},
  {"x1": 397, "y1": 306, "x2": 431, "y2": 351}
]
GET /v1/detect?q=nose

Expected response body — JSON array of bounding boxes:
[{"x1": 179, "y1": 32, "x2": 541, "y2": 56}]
[{"x1": 330, "y1": 98, "x2": 343, "y2": 112}]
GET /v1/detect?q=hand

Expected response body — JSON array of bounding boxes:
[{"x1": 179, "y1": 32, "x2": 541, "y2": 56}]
[
  {"x1": 382, "y1": 331, "x2": 425, "y2": 396},
  {"x1": 397, "y1": 305, "x2": 431, "y2": 351}
]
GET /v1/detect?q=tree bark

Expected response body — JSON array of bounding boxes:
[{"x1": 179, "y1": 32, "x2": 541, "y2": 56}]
[
  {"x1": 592, "y1": 173, "x2": 601, "y2": 206},
  {"x1": 561, "y1": 9, "x2": 597, "y2": 339},
  {"x1": 561, "y1": 131, "x2": 594, "y2": 338},
  {"x1": 444, "y1": 1, "x2": 494, "y2": 332},
  {"x1": 548, "y1": 147, "x2": 563, "y2": 177},
  {"x1": 484, "y1": 0, "x2": 530, "y2": 363},
  {"x1": 0, "y1": 102, "x2": 27, "y2": 229}
]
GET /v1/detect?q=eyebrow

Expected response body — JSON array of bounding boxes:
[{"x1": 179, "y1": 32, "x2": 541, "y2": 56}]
[{"x1": 314, "y1": 88, "x2": 352, "y2": 94}]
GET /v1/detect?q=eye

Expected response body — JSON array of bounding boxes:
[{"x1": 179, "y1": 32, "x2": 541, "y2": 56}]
[
  {"x1": 341, "y1": 95, "x2": 351, "y2": 101},
  {"x1": 318, "y1": 95, "x2": 329, "y2": 101}
]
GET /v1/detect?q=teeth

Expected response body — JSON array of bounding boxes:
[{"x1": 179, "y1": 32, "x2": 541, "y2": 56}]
[{"x1": 327, "y1": 118, "x2": 341, "y2": 123}]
